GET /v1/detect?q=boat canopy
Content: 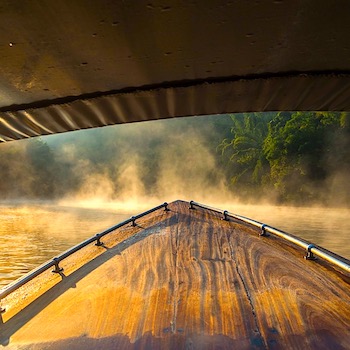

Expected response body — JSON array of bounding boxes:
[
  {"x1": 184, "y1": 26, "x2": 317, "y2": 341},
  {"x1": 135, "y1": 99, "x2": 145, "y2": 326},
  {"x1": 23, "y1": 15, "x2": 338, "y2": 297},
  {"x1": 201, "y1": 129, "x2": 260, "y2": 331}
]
[{"x1": 1, "y1": 1, "x2": 350, "y2": 142}]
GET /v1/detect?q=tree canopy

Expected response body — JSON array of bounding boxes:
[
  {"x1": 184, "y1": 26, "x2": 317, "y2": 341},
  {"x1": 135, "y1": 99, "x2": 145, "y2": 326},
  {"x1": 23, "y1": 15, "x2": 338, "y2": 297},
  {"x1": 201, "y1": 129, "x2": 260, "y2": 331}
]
[{"x1": 221, "y1": 112, "x2": 350, "y2": 205}]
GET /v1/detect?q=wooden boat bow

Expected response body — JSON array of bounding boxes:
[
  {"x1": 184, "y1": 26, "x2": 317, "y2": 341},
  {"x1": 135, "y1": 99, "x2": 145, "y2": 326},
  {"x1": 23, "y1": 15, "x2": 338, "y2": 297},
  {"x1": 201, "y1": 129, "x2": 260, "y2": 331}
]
[{"x1": 0, "y1": 200, "x2": 349, "y2": 349}]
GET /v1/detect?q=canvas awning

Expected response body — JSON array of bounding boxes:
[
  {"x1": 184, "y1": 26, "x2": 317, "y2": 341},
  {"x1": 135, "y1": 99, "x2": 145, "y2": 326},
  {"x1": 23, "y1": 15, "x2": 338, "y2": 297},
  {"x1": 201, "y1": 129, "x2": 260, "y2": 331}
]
[{"x1": 1, "y1": 0, "x2": 350, "y2": 141}]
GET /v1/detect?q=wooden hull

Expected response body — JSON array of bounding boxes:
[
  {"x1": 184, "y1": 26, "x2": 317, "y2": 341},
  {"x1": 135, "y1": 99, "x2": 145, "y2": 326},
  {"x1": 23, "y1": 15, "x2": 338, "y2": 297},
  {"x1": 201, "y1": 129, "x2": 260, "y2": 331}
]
[{"x1": 1, "y1": 200, "x2": 349, "y2": 349}]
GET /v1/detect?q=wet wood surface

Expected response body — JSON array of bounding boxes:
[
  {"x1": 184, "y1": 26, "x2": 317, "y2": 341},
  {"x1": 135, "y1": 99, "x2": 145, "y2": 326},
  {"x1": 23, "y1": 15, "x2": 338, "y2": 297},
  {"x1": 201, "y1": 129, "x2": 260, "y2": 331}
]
[{"x1": 1, "y1": 200, "x2": 350, "y2": 349}]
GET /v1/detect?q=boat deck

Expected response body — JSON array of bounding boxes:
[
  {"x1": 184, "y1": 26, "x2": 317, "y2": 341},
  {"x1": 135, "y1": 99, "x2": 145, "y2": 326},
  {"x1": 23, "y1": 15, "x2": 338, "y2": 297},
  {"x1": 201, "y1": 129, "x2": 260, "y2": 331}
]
[{"x1": 1, "y1": 200, "x2": 349, "y2": 349}]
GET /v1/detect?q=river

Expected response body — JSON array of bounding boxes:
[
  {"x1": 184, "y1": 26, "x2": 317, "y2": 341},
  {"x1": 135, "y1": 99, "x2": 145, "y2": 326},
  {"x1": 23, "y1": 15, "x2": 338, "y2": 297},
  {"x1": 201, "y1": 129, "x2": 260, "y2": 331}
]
[{"x1": 0, "y1": 201, "x2": 349, "y2": 289}]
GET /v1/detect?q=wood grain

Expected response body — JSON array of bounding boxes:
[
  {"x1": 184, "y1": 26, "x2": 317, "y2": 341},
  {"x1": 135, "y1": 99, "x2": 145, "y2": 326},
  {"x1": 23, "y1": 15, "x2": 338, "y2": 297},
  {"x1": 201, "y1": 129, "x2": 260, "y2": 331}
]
[{"x1": 1, "y1": 200, "x2": 349, "y2": 349}]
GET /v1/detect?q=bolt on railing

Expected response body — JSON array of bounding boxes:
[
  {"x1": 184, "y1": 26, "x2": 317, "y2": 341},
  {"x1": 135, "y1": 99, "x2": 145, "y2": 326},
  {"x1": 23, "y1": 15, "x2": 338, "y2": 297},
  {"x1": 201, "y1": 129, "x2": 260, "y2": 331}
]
[{"x1": 189, "y1": 200, "x2": 350, "y2": 274}]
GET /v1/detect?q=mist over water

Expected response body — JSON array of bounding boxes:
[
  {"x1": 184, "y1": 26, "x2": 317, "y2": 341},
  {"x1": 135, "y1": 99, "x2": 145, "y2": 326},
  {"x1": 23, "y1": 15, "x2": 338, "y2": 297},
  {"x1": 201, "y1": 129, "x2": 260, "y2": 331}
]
[
  {"x1": 46, "y1": 116, "x2": 235, "y2": 208},
  {"x1": 0, "y1": 113, "x2": 349, "y2": 207},
  {"x1": 0, "y1": 113, "x2": 349, "y2": 288}
]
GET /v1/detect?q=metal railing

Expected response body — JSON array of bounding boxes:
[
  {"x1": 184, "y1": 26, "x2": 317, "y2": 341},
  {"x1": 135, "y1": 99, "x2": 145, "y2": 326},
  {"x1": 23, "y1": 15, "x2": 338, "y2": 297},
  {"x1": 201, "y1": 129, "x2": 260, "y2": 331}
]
[
  {"x1": 0, "y1": 202, "x2": 169, "y2": 302},
  {"x1": 189, "y1": 200, "x2": 350, "y2": 274},
  {"x1": 1, "y1": 199, "x2": 349, "y2": 305}
]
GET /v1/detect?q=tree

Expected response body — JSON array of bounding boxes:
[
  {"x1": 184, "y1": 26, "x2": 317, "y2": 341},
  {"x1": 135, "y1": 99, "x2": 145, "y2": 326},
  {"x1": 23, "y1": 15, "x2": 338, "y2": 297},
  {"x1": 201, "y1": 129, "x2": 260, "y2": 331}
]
[
  {"x1": 263, "y1": 112, "x2": 346, "y2": 203},
  {"x1": 26, "y1": 138, "x2": 58, "y2": 198},
  {"x1": 0, "y1": 141, "x2": 32, "y2": 198},
  {"x1": 218, "y1": 113, "x2": 274, "y2": 198}
]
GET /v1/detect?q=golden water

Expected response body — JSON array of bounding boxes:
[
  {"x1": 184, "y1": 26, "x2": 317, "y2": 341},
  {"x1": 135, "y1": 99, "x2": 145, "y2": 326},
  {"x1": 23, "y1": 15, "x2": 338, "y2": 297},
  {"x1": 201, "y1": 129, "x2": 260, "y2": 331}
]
[
  {"x1": 0, "y1": 203, "x2": 130, "y2": 289},
  {"x1": 0, "y1": 202, "x2": 349, "y2": 289}
]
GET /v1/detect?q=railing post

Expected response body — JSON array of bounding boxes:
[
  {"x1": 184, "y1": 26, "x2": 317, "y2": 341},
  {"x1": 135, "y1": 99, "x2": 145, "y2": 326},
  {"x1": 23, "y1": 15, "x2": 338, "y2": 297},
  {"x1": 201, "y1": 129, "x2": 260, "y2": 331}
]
[
  {"x1": 52, "y1": 258, "x2": 63, "y2": 273},
  {"x1": 222, "y1": 210, "x2": 229, "y2": 221},
  {"x1": 164, "y1": 202, "x2": 169, "y2": 211},
  {"x1": 189, "y1": 200, "x2": 195, "y2": 210},
  {"x1": 305, "y1": 244, "x2": 317, "y2": 260},
  {"x1": 260, "y1": 224, "x2": 268, "y2": 236},
  {"x1": 131, "y1": 216, "x2": 137, "y2": 227},
  {"x1": 95, "y1": 234, "x2": 103, "y2": 246}
]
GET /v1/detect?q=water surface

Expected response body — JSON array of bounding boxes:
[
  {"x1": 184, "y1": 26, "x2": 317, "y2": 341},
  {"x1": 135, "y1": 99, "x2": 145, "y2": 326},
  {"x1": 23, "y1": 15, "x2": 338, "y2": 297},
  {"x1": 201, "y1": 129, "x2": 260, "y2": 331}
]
[{"x1": 0, "y1": 203, "x2": 129, "y2": 288}]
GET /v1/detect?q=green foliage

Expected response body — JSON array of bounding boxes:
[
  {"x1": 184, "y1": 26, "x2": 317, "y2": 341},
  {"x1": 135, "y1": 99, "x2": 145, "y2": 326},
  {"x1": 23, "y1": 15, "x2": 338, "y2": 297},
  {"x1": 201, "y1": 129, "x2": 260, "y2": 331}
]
[
  {"x1": 263, "y1": 112, "x2": 346, "y2": 203},
  {"x1": 219, "y1": 111, "x2": 350, "y2": 204},
  {"x1": 218, "y1": 113, "x2": 274, "y2": 197}
]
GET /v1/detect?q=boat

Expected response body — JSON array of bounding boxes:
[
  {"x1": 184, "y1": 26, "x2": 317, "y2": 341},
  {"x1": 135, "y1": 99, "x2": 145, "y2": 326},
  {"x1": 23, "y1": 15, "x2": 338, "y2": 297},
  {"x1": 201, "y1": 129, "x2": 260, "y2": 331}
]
[
  {"x1": 0, "y1": 1, "x2": 350, "y2": 349},
  {"x1": 0, "y1": 200, "x2": 349, "y2": 349}
]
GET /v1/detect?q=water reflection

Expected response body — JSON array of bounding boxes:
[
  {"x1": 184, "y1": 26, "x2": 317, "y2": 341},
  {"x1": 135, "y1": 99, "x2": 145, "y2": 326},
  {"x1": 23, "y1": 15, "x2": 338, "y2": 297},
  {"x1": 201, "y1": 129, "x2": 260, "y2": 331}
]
[
  {"x1": 0, "y1": 202, "x2": 349, "y2": 289},
  {"x1": 0, "y1": 203, "x2": 129, "y2": 288}
]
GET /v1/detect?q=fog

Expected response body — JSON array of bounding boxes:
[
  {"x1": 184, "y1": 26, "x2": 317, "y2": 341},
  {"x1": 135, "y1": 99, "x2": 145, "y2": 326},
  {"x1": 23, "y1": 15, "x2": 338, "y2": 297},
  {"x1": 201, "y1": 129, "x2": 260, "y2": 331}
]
[
  {"x1": 46, "y1": 115, "x2": 236, "y2": 212},
  {"x1": 0, "y1": 112, "x2": 349, "y2": 211}
]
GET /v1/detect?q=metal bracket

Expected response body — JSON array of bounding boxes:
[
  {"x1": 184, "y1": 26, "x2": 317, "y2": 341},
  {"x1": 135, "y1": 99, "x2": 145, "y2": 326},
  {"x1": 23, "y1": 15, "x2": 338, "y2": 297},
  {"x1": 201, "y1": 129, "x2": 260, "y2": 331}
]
[
  {"x1": 164, "y1": 202, "x2": 170, "y2": 211},
  {"x1": 222, "y1": 210, "x2": 229, "y2": 221},
  {"x1": 95, "y1": 234, "x2": 103, "y2": 246},
  {"x1": 52, "y1": 258, "x2": 64, "y2": 273},
  {"x1": 0, "y1": 306, "x2": 5, "y2": 313},
  {"x1": 189, "y1": 200, "x2": 195, "y2": 210},
  {"x1": 305, "y1": 244, "x2": 317, "y2": 260},
  {"x1": 260, "y1": 224, "x2": 268, "y2": 237},
  {"x1": 131, "y1": 216, "x2": 137, "y2": 227}
]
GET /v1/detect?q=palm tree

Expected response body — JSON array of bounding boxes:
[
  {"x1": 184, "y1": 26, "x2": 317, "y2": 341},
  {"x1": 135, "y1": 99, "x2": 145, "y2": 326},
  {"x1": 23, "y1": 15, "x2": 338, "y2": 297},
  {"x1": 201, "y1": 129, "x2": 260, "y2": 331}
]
[{"x1": 218, "y1": 113, "x2": 273, "y2": 195}]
